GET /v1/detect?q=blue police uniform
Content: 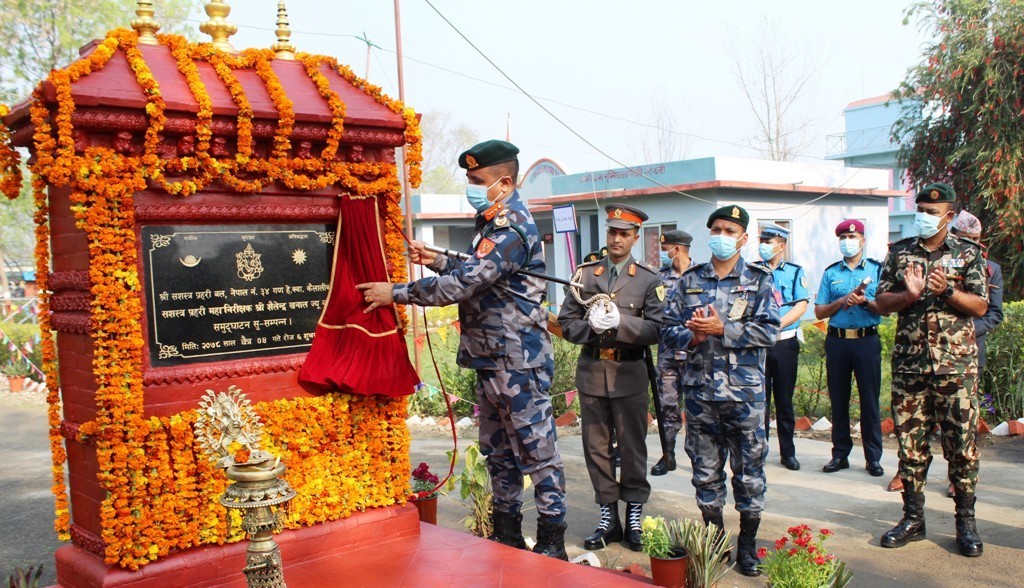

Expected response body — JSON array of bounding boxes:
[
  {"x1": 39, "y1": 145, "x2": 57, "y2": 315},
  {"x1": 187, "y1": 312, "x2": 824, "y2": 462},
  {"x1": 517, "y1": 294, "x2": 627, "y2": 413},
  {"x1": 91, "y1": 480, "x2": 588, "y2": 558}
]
[
  {"x1": 755, "y1": 257, "x2": 808, "y2": 464},
  {"x1": 815, "y1": 256, "x2": 884, "y2": 468}
]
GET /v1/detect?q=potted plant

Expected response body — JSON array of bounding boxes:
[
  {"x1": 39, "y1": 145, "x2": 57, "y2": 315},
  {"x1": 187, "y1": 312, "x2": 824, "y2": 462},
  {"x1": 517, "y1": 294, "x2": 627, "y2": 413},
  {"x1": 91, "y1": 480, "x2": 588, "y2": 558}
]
[
  {"x1": 2, "y1": 360, "x2": 31, "y2": 393},
  {"x1": 758, "y1": 525, "x2": 853, "y2": 588},
  {"x1": 678, "y1": 518, "x2": 733, "y2": 588},
  {"x1": 641, "y1": 516, "x2": 689, "y2": 588},
  {"x1": 410, "y1": 461, "x2": 442, "y2": 524}
]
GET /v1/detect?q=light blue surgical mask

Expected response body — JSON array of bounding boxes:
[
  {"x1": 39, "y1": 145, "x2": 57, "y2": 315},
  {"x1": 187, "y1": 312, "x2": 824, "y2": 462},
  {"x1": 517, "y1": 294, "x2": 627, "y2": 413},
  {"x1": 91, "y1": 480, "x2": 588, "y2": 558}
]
[
  {"x1": 758, "y1": 243, "x2": 777, "y2": 262},
  {"x1": 914, "y1": 211, "x2": 947, "y2": 238},
  {"x1": 659, "y1": 251, "x2": 671, "y2": 268},
  {"x1": 709, "y1": 235, "x2": 740, "y2": 261},
  {"x1": 839, "y1": 238, "x2": 862, "y2": 258},
  {"x1": 466, "y1": 178, "x2": 503, "y2": 212}
]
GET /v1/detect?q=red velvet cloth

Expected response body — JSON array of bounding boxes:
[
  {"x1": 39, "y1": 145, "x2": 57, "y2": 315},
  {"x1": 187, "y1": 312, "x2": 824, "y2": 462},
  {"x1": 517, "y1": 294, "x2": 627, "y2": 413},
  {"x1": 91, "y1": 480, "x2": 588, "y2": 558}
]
[{"x1": 300, "y1": 195, "x2": 419, "y2": 397}]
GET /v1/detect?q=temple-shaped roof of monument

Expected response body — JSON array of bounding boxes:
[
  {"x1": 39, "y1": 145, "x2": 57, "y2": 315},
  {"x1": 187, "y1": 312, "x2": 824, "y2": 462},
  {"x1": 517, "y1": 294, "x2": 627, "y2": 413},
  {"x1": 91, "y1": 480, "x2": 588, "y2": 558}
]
[{"x1": 36, "y1": 40, "x2": 406, "y2": 130}]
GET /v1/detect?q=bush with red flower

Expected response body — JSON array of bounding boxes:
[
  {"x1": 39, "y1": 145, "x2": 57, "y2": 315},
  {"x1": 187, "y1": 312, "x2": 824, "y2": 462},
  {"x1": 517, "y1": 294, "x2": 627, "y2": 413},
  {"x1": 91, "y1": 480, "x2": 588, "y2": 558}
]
[
  {"x1": 758, "y1": 525, "x2": 853, "y2": 588},
  {"x1": 411, "y1": 462, "x2": 442, "y2": 499}
]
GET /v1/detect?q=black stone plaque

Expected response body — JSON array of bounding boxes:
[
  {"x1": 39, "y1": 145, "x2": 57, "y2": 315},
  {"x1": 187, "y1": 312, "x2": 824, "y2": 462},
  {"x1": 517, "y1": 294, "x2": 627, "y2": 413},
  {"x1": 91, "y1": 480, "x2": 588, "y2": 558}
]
[{"x1": 142, "y1": 223, "x2": 336, "y2": 367}]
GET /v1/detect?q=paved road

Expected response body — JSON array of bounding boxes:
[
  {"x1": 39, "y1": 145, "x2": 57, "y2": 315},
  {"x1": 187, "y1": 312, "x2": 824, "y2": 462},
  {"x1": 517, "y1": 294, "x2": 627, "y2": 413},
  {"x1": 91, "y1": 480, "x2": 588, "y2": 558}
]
[{"x1": 3, "y1": 401, "x2": 1022, "y2": 587}]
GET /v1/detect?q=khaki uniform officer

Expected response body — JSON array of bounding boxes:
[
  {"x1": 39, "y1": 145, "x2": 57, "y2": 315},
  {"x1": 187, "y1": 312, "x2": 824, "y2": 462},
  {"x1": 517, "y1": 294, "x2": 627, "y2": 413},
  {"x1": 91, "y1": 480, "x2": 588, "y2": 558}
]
[{"x1": 558, "y1": 203, "x2": 665, "y2": 552}]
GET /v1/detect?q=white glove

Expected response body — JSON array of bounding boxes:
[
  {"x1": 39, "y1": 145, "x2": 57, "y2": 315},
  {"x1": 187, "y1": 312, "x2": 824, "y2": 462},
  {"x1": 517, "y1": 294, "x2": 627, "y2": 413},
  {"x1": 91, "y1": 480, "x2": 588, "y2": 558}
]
[
  {"x1": 601, "y1": 302, "x2": 621, "y2": 330},
  {"x1": 588, "y1": 303, "x2": 609, "y2": 334}
]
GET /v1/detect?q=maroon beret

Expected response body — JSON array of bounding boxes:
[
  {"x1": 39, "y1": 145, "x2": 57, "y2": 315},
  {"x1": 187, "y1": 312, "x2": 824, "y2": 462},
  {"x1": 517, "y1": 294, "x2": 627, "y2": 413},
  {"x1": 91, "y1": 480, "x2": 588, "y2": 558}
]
[{"x1": 836, "y1": 219, "x2": 864, "y2": 236}]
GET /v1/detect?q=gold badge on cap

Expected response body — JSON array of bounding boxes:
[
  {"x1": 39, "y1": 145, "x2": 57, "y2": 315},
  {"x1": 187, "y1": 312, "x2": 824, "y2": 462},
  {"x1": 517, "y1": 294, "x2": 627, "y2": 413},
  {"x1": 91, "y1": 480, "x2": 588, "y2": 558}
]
[
  {"x1": 849, "y1": 223, "x2": 855, "y2": 232},
  {"x1": 465, "y1": 154, "x2": 478, "y2": 169},
  {"x1": 660, "y1": 234, "x2": 666, "y2": 243},
  {"x1": 930, "y1": 189, "x2": 939, "y2": 200},
  {"x1": 614, "y1": 208, "x2": 623, "y2": 218},
  {"x1": 732, "y1": 206, "x2": 740, "y2": 218}
]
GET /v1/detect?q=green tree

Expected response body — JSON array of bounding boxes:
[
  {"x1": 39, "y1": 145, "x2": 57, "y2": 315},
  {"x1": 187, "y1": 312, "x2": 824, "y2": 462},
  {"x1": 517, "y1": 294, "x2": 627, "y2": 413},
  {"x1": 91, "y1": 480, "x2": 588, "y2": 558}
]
[
  {"x1": 418, "y1": 111, "x2": 479, "y2": 194},
  {"x1": 0, "y1": 0, "x2": 203, "y2": 104},
  {"x1": 892, "y1": 0, "x2": 1024, "y2": 298}
]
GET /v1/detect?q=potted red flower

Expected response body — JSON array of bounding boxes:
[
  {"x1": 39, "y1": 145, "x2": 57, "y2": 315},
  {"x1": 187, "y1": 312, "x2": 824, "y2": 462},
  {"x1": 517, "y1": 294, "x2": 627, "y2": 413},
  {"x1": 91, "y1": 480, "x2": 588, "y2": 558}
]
[
  {"x1": 758, "y1": 525, "x2": 853, "y2": 587},
  {"x1": 410, "y1": 462, "x2": 442, "y2": 524}
]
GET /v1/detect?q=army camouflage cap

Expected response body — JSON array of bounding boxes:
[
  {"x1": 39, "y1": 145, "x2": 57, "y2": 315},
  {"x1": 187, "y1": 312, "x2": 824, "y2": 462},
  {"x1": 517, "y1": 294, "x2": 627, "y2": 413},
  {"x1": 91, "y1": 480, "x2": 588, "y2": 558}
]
[
  {"x1": 707, "y1": 204, "x2": 749, "y2": 230},
  {"x1": 458, "y1": 140, "x2": 520, "y2": 170},
  {"x1": 915, "y1": 182, "x2": 957, "y2": 204}
]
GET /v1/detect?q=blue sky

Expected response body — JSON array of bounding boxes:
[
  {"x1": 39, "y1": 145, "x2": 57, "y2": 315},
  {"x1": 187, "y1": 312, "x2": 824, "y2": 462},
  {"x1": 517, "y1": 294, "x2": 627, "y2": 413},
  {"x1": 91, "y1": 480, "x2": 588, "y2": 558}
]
[{"x1": 205, "y1": 0, "x2": 929, "y2": 172}]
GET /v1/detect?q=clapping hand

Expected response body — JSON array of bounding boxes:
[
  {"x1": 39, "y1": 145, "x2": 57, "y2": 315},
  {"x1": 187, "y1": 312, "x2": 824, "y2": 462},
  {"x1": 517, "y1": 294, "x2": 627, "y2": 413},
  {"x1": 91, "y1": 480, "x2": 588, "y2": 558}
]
[
  {"x1": 903, "y1": 263, "x2": 926, "y2": 301},
  {"x1": 926, "y1": 267, "x2": 948, "y2": 296}
]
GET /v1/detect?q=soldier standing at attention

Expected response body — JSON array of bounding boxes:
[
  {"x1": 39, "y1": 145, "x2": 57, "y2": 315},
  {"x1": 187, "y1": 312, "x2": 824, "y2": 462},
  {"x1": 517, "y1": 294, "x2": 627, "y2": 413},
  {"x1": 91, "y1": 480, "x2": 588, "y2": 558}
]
[
  {"x1": 875, "y1": 183, "x2": 988, "y2": 558},
  {"x1": 357, "y1": 140, "x2": 568, "y2": 559},
  {"x1": 754, "y1": 223, "x2": 808, "y2": 471},
  {"x1": 661, "y1": 205, "x2": 780, "y2": 577},
  {"x1": 558, "y1": 203, "x2": 665, "y2": 552},
  {"x1": 813, "y1": 220, "x2": 885, "y2": 477},
  {"x1": 651, "y1": 229, "x2": 693, "y2": 476}
]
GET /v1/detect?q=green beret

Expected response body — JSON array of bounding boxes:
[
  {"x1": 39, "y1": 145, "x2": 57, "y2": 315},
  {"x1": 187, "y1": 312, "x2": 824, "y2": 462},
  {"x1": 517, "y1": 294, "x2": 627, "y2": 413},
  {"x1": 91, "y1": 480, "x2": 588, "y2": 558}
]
[
  {"x1": 707, "y1": 205, "x2": 749, "y2": 230},
  {"x1": 583, "y1": 247, "x2": 608, "y2": 263},
  {"x1": 915, "y1": 182, "x2": 956, "y2": 204},
  {"x1": 458, "y1": 140, "x2": 519, "y2": 170}
]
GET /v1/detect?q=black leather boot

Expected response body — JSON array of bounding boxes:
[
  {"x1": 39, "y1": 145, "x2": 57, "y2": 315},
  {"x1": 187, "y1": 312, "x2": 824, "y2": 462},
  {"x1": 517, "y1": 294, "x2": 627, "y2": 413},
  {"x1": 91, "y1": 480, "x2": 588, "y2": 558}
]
[
  {"x1": 624, "y1": 502, "x2": 644, "y2": 551},
  {"x1": 701, "y1": 506, "x2": 731, "y2": 562},
  {"x1": 583, "y1": 503, "x2": 623, "y2": 550},
  {"x1": 533, "y1": 516, "x2": 569, "y2": 560},
  {"x1": 488, "y1": 510, "x2": 526, "y2": 549},
  {"x1": 953, "y1": 492, "x2": 984, "y2": 557},
  {"x1": 650, "y1": 439, "x2": 676, "y2": 476},
  {"x1": 881, "y1": 491, "x2": 926, "y2": 548},
  {"x1": 736, "y1": 512, "x2": 761, "y2": 577}
]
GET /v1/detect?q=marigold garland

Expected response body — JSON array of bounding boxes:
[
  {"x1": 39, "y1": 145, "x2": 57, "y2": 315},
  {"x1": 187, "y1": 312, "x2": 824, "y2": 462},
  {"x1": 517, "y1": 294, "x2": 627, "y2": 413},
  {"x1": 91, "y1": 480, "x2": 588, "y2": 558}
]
[
  {"x1": 0, "y1": 104, "x2": 23, "y2": 200},
  {"x1": 15, "y1": 28, "x2": 423, "y2": 568}
]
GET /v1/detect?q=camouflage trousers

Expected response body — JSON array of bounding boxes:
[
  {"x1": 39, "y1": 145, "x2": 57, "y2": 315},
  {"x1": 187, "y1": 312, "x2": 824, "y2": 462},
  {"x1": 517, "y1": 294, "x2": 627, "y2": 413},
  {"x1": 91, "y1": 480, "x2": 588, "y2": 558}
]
[
  {"x1": 477, "y1": 365, "x2": 567, "y2": 519},
  {"x1": 683, "y1": 399, "x2": 768, "y2": 514},
  {"x1": 892, "y1": 371, "x2": 980, "y2": 496},
  {"x1": 656, "y1": 354, "x2": 685, "y2": 443}
]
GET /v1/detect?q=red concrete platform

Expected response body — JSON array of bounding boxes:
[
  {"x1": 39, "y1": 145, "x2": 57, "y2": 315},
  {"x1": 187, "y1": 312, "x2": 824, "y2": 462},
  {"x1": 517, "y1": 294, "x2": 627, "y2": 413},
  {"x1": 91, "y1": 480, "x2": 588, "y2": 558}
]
[
  {"x1": 286, "y1": 522, "x2": 651, "y2": 588},
  {"x1": 51, "y1": 504, "x2": 650, "y2": 587}
]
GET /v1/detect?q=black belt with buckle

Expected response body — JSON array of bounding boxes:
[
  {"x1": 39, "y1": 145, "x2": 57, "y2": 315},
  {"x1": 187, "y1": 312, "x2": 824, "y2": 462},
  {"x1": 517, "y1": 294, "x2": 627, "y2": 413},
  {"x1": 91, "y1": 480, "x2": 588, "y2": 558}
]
[
  {"x1": 827, "y1": 326, "x2": 878, "y2": 339},
  {"x1": 582, "y1": 346, "x2": 645, "y2": 361}
]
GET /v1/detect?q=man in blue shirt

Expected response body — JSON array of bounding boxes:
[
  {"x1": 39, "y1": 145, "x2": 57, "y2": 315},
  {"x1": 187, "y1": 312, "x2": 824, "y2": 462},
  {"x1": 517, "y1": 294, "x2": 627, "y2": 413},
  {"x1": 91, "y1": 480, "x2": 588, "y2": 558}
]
[
  {"x1": 814, "y1": 219, "x2": 885, "y2": 477},
  {"x1": 755, "y1": 223, "x2": 809, "y2": 471}
]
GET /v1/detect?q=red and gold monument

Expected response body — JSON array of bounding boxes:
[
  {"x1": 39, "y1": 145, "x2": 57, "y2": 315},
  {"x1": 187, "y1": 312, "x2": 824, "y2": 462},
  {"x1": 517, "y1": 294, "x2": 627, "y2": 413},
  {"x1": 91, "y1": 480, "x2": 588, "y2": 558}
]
[{"x1": 1, "y1": 2, "x2": 425, "y2": 585}]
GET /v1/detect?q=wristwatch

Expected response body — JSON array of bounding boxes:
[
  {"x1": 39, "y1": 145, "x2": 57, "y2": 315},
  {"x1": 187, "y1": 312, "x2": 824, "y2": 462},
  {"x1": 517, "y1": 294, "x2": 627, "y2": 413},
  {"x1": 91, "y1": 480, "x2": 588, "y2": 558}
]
[{"x1": 942, "y1": 285, "x2": 954, "y2": 299}]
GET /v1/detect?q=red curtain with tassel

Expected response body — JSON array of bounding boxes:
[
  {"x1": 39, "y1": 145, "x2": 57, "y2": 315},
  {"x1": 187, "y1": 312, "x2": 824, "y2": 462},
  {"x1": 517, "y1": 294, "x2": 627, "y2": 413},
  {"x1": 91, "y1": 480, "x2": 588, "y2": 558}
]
[{"x1": 299, "y1": 195, "x2": 419, "y2": 397}]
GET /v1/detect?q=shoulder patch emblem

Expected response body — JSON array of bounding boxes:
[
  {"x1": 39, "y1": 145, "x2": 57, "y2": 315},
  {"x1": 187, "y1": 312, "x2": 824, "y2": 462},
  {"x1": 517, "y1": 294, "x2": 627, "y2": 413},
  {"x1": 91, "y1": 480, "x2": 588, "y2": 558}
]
[
  {"x1": 475, "y1": 238, "x2": 496, "y2": 259},
  {"x1": 800, "y1": 275, "x2": 807, "y2": 288},
  {"x1": 656, "y1": 285, "x2": 666, "y2": 301},
  {"x1": 494, "y1": 214, "x2": 509, "y2": 228}
]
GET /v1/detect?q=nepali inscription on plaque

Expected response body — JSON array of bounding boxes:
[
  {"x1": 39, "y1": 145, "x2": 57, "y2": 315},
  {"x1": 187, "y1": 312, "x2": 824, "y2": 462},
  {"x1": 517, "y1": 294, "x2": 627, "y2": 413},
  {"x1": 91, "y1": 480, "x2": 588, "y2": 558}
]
[{"x1": 143, "y1": 224, "x2": 336, "y2": 367}]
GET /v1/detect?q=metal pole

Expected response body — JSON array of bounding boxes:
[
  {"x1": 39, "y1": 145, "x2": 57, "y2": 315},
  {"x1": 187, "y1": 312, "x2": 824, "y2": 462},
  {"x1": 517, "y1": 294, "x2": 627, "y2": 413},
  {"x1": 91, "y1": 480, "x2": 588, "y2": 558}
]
[{"x1": 393, "y1": 0, "x2": 421, "y2": 374}]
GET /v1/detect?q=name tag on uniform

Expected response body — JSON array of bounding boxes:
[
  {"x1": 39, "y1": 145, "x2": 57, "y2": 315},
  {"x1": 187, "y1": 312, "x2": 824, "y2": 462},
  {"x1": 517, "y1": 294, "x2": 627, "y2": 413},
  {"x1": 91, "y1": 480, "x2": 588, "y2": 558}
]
[
  {"x1": 685, "y1": 288, "x2": 704, "y2": 294},
  {"x1": 728, "y1": 297, "x2": 748, "y2": 320},
  {"x1": 730, "y1": 285, "x2": 757, "y2": 293}
]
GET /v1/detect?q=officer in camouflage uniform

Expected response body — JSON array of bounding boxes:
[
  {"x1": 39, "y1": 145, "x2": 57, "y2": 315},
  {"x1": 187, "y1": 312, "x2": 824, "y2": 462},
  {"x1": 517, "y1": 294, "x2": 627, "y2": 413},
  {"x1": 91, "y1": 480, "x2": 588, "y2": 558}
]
[
  {"x1": 357, "y1": 140, "x2": 567, "y2": 559},
  {"x1": 661, "y1": 205, "x2": 780, "y2": 577},
  {"x1": 651, "y1": 229, "x2": 693, "y2": 476},
  {"x1": 875, "y1": 182, "x2": 988, "y2": 558},
  {"x1": 558, "y1": 203, "x2": 665, "y2": 552}
]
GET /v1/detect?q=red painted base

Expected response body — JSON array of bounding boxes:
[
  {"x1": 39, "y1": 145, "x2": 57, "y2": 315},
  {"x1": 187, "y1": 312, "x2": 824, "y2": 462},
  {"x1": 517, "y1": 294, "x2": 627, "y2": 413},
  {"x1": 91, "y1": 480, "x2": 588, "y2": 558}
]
[{"x1": 53, "y1": 503, "x2": 420, "y2": 588}]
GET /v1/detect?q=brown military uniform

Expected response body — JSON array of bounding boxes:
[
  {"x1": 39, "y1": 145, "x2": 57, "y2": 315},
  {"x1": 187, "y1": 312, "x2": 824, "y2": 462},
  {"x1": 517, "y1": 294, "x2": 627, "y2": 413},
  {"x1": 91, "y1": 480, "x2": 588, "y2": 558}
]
[
  {"x1": 877, "y1": 233, "x2": 988, "y2": 494},
  {"x1": 558, "y1": 254, "x2": 665, "y2": 504}
]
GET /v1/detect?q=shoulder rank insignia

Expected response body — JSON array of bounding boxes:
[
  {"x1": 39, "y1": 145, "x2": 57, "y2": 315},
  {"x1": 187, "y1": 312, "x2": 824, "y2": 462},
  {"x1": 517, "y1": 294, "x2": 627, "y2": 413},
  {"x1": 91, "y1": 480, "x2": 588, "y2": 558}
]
[
  {"x1": 655, "y1": 285, "x2": 666, "y2": 301},
  {"x1": 476, "y1": 238, "x2": 496, "y2": 259},
  {"x1": 594, "y1": 265, "x2": 605, "y2": 276}
]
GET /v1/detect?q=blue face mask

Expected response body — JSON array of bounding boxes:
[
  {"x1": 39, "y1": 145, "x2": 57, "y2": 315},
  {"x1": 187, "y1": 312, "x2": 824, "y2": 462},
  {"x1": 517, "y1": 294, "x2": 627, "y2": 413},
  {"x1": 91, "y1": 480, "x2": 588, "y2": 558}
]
[
  {"x1": 758, "y1": 243, "x2": 777, "y2": 261},
  {"x1": 709, "y1": 235, "x2": 740, "y2": 261},
  {"x1": 466, "y1": 178, "x2": 503, "y2": 212},
  {"x1": 839, "y1": 238, "x2": 862, "y2": 258},
  {"x1": 659, "y1": 250, "x2": 671, "y2": 268},
  {"x1": 914, "y1": 211, "x2": 947, "y2": 238}
]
